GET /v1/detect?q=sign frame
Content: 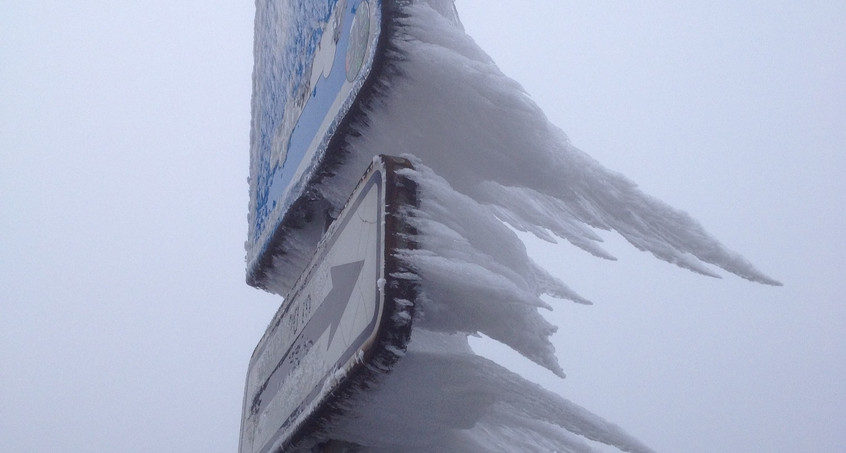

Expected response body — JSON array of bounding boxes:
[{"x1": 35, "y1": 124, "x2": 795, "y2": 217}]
[{"x1": 239, "y1": 156, "x2": 418, "y2": 453}]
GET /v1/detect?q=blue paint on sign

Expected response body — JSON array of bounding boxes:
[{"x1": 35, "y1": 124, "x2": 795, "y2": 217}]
[{"x1": 247, "y1": 0, "x2": 382, "y2": 276}]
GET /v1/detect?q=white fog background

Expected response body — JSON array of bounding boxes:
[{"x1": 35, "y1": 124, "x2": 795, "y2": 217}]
[{"x1": 2, "y1": 1, "x2": 844, "y2": 452}]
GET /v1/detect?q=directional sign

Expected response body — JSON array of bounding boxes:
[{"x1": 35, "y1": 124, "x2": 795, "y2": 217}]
[
  {"x1": 239, "y1": 156, "x2": 417, "y2": 453},
  {"x1": 247, "y1": 0, "x2": 392, "y2": 286}
]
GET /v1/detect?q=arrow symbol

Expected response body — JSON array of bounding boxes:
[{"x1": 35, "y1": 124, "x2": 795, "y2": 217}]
[
  {"x1": 303, "y1": 259, "x2": 365, "y2": 350},
  {"x1": 251, "y1": 259, "x2": 365, "y2": 416}
]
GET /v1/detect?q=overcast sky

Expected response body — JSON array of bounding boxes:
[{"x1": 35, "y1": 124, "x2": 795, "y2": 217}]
[{"x1": 2, "y1": 1, "x2": 844, "y2": 452}]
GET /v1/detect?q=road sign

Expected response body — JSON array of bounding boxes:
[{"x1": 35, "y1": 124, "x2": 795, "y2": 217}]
[
  {"x1": 239, "y1": 156, "x2": 417, "y2": 453},
  {"x1": 247, "y1": 0, "x2": 392, "y2": 287}
]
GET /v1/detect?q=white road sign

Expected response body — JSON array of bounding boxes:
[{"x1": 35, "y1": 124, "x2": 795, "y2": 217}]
[{"x1": 239, "y1": 156, "x2": 417, "y2": 453}]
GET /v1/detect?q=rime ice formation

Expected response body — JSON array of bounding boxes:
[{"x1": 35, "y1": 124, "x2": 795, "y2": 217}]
[
  {"x1": 331, "y1": 0, "x2": 780, "y2": 288},
  {"x1": 258, "y1": 0, "x2": 779, "y2": 451},
  {"x1": 321, "y1": 329, "x2": 654, "y2": 453}
]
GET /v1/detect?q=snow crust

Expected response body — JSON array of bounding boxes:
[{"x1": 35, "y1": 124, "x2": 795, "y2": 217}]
[{"x1": 264, "y1": 0, "x2": 780, "y2": 450}]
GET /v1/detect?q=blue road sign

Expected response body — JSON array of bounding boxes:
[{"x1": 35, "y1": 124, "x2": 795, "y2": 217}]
[{"x1": 247, "y1": 0, "x2": 387, "y2": 285}]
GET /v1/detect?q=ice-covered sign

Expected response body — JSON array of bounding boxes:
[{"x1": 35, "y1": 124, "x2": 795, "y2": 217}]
[
  {"x1": 239, "y1": 156, "x2": 417, "y2": 453},
  {"x1": 247, "y1": 0, "x2": 387, "y2": 284}
]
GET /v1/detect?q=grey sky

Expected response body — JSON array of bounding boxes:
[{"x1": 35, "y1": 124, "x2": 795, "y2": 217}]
[{"x1": 2, "y1": 1, "x2": 844, "y2": 452}]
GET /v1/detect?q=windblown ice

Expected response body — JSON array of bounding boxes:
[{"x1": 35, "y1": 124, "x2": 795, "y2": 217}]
[
  {"x1": 331, "y1": 0, "x2": 780, "y2": 287},
  {"x1": 396, "y1": 160, "x2": 587, "y2": 377},
  {"x1": 270, "y1": 0, "x2": 779, "y2": 451},
  {"x1": 321, "y1": 329, "x2": 654, "y2": 453}
]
